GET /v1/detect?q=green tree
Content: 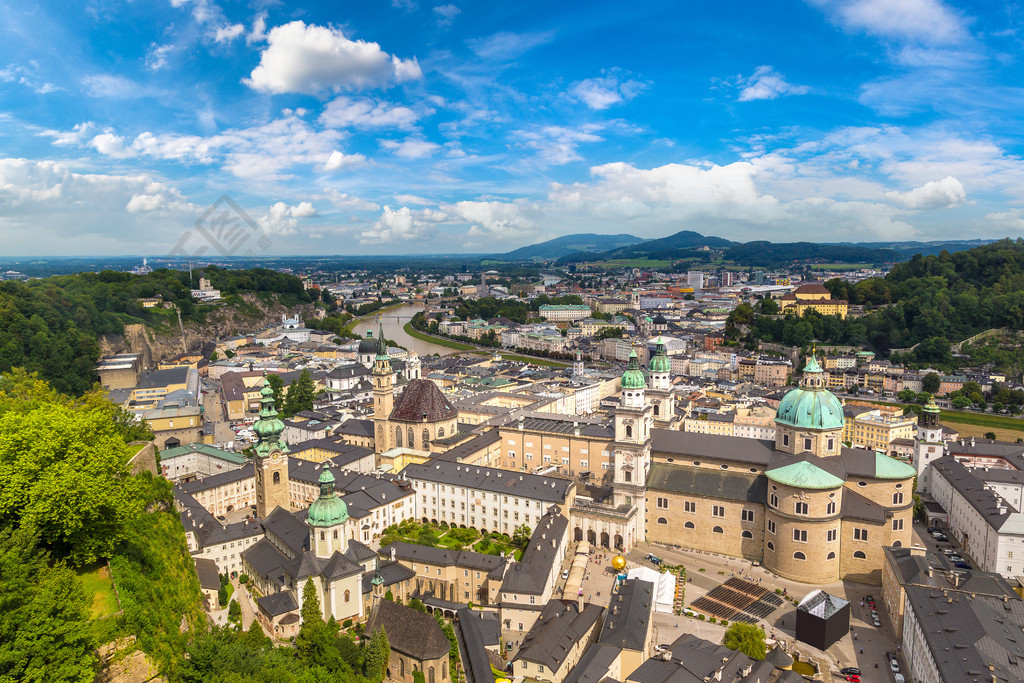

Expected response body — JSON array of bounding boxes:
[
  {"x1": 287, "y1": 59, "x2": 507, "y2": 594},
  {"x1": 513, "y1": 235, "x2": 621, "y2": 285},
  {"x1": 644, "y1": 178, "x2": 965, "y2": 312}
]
[
  {"x1": 408, "y1": 597, "x2": 427, "y2": 613},
  {"x1": 756, "y1": 297, "x2": 779, "y2": 315},
  {"x1": 218, "y1": 583, "x2": 229, "y2": 607},
  {"x1": 511, "y1": 524, "x2": 532, "y2": 552},
  {"x1": 365, "y1": 626, "x2": 391, "y2": 682},
  {"x1": 722, "y1": 622, "x2": 766, "y2": 660},
  {"x1": 295, "y1": 579, "x2": 340, "y2": 670},
  {"x1": 228, "y1": 598, "x2": 241, "y2": 624},
  {"x1": 922, "y1": 372, "x2": 941, "y2": 394},
  {"x1": 265, "y1": 373, "x2": 285, "y2": 409},
  {"x1": 209, "y1": 351, "x2": 218, "y2": 362},
  {"x1": 0, "y1": 527, "x2": 96, "y2": 682},
  {"x1": 0, "y1": 377, "x2": 147, "y2": 566},
  {"x1": 985, "y1": 431, "x2": 997, "y2": 440},
  {"x1": 283, "y1": 369, "x2": 316, "y2": 417}
]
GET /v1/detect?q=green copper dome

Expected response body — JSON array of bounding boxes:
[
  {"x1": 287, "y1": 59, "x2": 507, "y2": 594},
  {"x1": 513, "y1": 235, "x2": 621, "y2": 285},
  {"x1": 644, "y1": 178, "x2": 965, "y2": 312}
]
[
  {"x1": 307, "y1": 469, "x2": 349, "y2": 527},
  {"x1": 649, "y1": 337, "x2": 671, "y2": 374},
  {"x1": 621, "y1": 349, "x2": 647, "y2": 389},
  {"x1": 253, "y1": 379, "x2": 287, "y2": 456},
  {"x1": 766, "y1": 460, "x2": 844, "y2": 489},
  {"x1": 775, "y1": 356, "x2": 844, "y2": 431}
]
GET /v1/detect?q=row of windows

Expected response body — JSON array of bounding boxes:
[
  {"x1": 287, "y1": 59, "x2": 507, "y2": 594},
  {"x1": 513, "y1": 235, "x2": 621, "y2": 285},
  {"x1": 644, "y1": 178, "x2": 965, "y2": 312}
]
[
  {"x1": 657, "y1": 518, "x2": 757, "y2": 538},
  {"x1": 765, "y1": 543, "x2": 868, "y2": 561}
]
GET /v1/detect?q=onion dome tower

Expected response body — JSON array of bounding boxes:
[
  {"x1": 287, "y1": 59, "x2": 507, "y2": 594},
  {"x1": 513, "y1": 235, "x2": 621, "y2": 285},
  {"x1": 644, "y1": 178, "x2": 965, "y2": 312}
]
[
  {"x1": 308, "y1": 468, "x2": 350, "y2": 557},
  {"x1": 253, "y1": 378, "x2": 290, "y2": 517}
]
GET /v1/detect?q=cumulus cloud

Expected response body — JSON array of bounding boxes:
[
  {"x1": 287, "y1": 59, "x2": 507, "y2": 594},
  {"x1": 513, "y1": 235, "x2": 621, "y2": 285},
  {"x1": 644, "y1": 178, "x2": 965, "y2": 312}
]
[
  {"x1": 320, "y1": 96, "x2": 423, "y2": 129},
  {"x1": 359, "y1": 205, "x2": 443, "y2": 243},
  {"x1": 322, "y1": 150, "x2": 367, "y2": 171},
  {"x1": 214, "y1": 23, "x2": 245, "y2": 43},
  {"x1": 445, "y1": 200, "x2": 536, "y2": 240},
  {"x1": 433, "y1": 4, "x2": 461, "y2": 27},
  {"x1": 807, "y1": 0, "x2": 968, "y2": 46},
  {"x1": 91, "y1": 131, "x2": 133, "y2": 158},
  {"x1": 737, "y1": 66, "x2": 809, "y2": 101},
  {"x1": 258, "y1": 201, "x2": 318, "y2": 235},
  {"x1": 569, "y1": 70, "x2": 647, "y2": 110},
  {"x1": 886, "y1": 176, "x2": 966, "y2": 209},
  {"x1": 379, "y1": 137, "x2": 440, "y2": 159},
  {"x1": 246, "y1": 21, "x2": 422, "y2": 95}
]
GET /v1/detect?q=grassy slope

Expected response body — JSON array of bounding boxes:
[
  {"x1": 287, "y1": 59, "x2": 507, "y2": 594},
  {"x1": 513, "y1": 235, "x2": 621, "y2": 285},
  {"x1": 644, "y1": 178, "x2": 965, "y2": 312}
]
[
  {"x1": 78, "y1": 563, "x2": 120, "y2": 619},
  {"x1": 403, "y1": 322, "x2": 476, "y2": 351}
]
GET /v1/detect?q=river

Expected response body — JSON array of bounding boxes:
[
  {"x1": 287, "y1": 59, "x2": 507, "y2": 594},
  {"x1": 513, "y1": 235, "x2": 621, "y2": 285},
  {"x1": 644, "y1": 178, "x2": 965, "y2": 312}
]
[{"x1": 351, "y1": 303, "x2": 457, "y2": 357}]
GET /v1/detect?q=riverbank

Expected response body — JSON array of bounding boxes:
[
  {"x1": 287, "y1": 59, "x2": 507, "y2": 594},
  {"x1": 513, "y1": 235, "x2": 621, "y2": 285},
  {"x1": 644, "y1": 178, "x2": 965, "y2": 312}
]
[
  {"x1": 402, "y1": 322, "x2": 475, "y2": 351},
  {"x1": 341, "y1": 301, "x2": 406, "y2": 335},
  {"x1": 404, "y1": 322, "x2": 571, "y2": 367}
]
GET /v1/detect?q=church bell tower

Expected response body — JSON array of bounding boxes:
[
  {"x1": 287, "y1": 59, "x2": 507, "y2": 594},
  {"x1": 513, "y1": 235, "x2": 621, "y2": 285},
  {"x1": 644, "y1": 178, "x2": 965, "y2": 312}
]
[
  {"x1": 253, "y1": 377, "x2": 290, "y2": 518},
  {"x1": 371, "y1": 320, "x2": 394, "y2": 456}
]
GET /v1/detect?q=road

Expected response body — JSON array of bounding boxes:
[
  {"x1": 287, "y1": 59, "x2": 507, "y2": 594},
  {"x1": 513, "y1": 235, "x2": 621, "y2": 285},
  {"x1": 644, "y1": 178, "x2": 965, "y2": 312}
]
[{"x1": 201, "y1": 378, "x2": 237, "y2": 447}]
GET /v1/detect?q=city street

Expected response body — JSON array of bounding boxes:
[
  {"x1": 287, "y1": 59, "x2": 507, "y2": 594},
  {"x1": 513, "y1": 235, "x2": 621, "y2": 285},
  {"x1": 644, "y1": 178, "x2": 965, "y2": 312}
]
[{"x1": 201, "y1": 379, "x2": 237, "y2": 447}]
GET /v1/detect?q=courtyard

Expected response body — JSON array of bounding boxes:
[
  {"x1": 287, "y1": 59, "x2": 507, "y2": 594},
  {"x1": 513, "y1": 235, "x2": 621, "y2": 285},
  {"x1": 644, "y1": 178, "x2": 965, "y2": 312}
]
[{"x1": 379, "y1": 519, "x2": 525, "y2": 560}]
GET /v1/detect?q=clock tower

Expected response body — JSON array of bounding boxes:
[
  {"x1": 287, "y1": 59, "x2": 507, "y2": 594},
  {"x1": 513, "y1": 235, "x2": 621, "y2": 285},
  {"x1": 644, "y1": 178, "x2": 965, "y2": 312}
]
[
  {"x1": 371, "y1": 320, "x2": 394, "y2": 457},
  {"x1": 253, "y1": 378, "x2": 290, "y2": 518}
]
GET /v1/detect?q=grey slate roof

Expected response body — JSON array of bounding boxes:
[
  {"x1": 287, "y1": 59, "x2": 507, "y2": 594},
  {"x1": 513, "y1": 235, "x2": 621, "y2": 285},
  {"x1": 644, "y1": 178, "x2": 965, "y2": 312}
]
[
  {"x1": 598, "y1": 578, "x2": 653, "y2": 651},
  {"x1": 335, "y1": 418, "x2": 375, "y2": 437},
  {"x1": 257, "y1": 591, "x2": 298, "y2": 617},
  {"x1": 646, "y1": 464, "x2": 767, "y2": 504},
  {"x1": 501, "y1": 507, "x2": 569, "y2": 595},
  {"x1": 365, "y1": 599, "x2": 451, "y2": 661},
  {"x1": 262, "y1": 505, "x2": 310, "y2": 556},
  {"x1": 403, "y1": 459, "x2": 573, "y2": 503},
  {"x1": 382, "y1": 542, "x2": 505, "y2": 572},
  {"x1": 513, "y1": 600, "x2": 605, "y2": 674},
  {"x1": 932, "y1": 456, "x2": 1019, "y2": 528},
  {"x1": 627, "y1": 633, "x2": 776, "y2": 683},
  {"x1": 563, "y1": 644, "x2": 622, "y2": 683},
  {"x1": 904, "y1": 586, "x2": 1024, "y2": 682},
  {"x1": 361, "y1": 561, "x2": 415, "y2": 593},
  {"x1": 458, "y1": 608, "x2": 499, "y2": 683},
  {"x1": 651, "y1": 430, "x2": 776, "y2": 466},
  {"x1": 194, "y1": 557, "x2": 220, "y2": 590},
  {"x1": 841, "y1": 488, "x2": 887, "y2": 523},
  {"x1": 882, "y1": 546, "x2": 1018, "y2": 597}
]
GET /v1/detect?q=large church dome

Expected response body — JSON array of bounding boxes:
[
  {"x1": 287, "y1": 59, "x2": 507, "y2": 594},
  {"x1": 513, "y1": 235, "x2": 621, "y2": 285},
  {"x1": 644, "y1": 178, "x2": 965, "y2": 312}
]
[
  {"x1": 775, "y1": 356, "x2": 845, "y2": 431},
  {"x1": 308, "y1": 469, "x2": 349, "y2": 527}
]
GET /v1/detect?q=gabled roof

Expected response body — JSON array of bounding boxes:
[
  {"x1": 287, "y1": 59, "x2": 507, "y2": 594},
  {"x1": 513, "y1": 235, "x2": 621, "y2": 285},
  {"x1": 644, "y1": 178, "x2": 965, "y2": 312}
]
[
  {"x1": 365, "y1": 600, "x2": 451, "y2": 661},
  {"x1": 390, "y1": 379, "x2": 457, "y2": 422},
  {"x1": 513, "y1": 600, "x2": 605, "y2": 673}
]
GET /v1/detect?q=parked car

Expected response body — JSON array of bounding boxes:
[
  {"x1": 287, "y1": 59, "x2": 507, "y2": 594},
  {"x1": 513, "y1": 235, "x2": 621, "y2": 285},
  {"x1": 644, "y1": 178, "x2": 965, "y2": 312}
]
[
  {"x1": 890, "y1": 659, "x2": 901, "y2": 673},
  {"x1": 561, "y1": 569, "x2": 570, "y2": 579},
  {"x1": 935, "y1": 533, "x2": 948, "y2": 542},
  {"x1": 948, "y1": 555, "x2": 965, "y2": 563},
  {"x1": 844, "y1": 676, "x2": 861, "y2": 683},
  {"x1": 864, "y1": 595, "x2": 874, "y2": 602},
  {"x1": 942, "y1": 548, "x2": 958, "y2": 555},
  {"x1": 872, "y1": 616, "x2": 881, "y2": 627},
  {"x1": 956, "y1": 562, "x2": 973, "y2": 569},
  {"x1": 840, "y1": 667, "x2": 861, "y2": 675}
]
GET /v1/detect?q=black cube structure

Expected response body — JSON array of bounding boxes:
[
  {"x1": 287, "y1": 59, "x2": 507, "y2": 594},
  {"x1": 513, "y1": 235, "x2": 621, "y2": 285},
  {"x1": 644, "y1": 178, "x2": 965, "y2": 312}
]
[{"x1": 795, "y1": 589, "x2": 849, "y2": 651}]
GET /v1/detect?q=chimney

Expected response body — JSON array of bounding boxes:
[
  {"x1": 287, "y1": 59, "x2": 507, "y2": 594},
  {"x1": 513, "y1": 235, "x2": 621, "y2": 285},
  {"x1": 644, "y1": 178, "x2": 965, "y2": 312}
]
[
  {"x1": 390, "y1": 547, "x2": 396, "y2": 561},
  {"x1": 578, "y1": 593, "x2": 584, "y2": 612}
]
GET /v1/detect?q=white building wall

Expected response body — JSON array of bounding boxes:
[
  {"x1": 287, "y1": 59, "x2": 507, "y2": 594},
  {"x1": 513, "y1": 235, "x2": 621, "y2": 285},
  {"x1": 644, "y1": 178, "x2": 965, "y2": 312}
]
[{"x1": 901, "y1": 604, "x2": 942, "y2": 683}]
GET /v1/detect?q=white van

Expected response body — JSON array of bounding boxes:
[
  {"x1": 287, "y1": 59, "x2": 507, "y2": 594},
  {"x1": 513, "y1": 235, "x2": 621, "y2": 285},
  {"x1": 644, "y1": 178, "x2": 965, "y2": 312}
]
[{"x1": 893, "y1": 674, "x2": 905, "y2": 683}]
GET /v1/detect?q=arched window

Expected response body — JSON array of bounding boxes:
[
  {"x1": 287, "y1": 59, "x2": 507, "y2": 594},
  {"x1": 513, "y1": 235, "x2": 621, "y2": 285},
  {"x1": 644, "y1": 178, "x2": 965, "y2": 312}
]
[
  {"x1": 408, "y1": 427, "x2": 415, "y2": 448},
  {"x1": 396, "y1": 427, "x2": 403, "y2": 447},
  {"x1": 713, "y1": 526, "x2": 724, "y2": 534},
  {"x1": 653, "y1": 405, "x2": 660, "y2": 416},
  {"x1": 272, "y1": 471, "x2": 280, "y2": 484},
  {"x1": 625, "y1": 425, "x2": 632, "y2": 438},
  {"x1": 827, "y1": 551, "x2": 836, "y2": 560},
  {"x1": 767, "y1": 541, "x2": 775, "y2": 551},
  {"x1": 684, "y1": 521, "x2": 695, "y2": 529},
  {"x1": 430, "y1": 667, "x2": 436, "y2": 683},
  {"x1": 657, "y1": 517, "x2": 668, "y2": 525},
  {"x1": 344, "y1": 589, "x2": 350, "y2": 602},
  {"x1": 893, "y1": 492, "x2": 904, "y2": 505},
  {"x1": 423, "y1": 429, "x2": 430, "y2": 446},
  {"x1": 741, "y1": 530, "x2": 753, "y2": 539},
  {"x1": 333, "y1": 530, "x2": 338, "y2": 539},
  {"x1": 438, "y1": 427, "x2": 445, "y2": 437},
  {"x1": 401, "y1": 659, "x2": 405, "y2": 677},
  {"x1": 320, "y1": 532, "x2": 325, "y2": 541},
  {"x1": 854, "y1": 551, "x2": 867, "y2": 559},
  {"x1": 893, "y1": 540, "x2": 902, "y2": 547},
  {"x1": 793, "y1": 551, "x2": 806, "y2": 560}
]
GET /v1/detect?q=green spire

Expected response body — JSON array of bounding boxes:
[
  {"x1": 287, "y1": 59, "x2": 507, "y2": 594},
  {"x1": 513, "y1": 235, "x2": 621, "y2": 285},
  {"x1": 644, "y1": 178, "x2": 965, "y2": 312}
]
[
  {"x1": 253, "y1": 377, "x2": 286, "y2": 456},
  {"x1": 649, "y1": 336, "x2": 671, "y2": 374},
  {"x1": 621, "y1": 348, "x2": 647, "y2": 389},
  {"x1": 802, "y1": 355, "x2": 823, "y2": 374},
  {"x1": 375, "y1": 318, "x2": 389, "y2": 360}
]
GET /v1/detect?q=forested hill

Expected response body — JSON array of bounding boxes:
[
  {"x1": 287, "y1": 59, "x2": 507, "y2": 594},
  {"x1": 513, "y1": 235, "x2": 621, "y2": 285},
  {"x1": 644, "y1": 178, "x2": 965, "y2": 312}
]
[
  {"x1": 735, "y1": 239, "x2": 1024, "y2": 363},
  {"x1": 0, "y1": 267, "x2": 315, "y2": 394}
]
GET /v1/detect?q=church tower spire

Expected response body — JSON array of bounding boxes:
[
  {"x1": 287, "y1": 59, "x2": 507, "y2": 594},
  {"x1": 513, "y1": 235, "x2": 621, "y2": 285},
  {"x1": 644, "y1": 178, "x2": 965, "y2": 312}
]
[
  {"x1": 372, "y1": 316, "x2": 394, "y2": 456},
  {"x1": 253, "y1": 377, "x2": 290, "y2": 518}
]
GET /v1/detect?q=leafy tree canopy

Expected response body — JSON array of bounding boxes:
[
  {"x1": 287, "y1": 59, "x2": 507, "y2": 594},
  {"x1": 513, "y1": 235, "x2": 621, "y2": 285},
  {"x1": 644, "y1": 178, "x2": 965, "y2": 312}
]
[{"x1": 722, "y1": 622, "x2": 766, "y2": 660}]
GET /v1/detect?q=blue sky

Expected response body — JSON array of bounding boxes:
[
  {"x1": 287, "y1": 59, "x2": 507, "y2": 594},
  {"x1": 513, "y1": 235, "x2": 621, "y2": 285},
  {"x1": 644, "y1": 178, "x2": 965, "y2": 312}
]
[{"x1": 2, "y1": 0, "x2": 1024, "y2": 256}]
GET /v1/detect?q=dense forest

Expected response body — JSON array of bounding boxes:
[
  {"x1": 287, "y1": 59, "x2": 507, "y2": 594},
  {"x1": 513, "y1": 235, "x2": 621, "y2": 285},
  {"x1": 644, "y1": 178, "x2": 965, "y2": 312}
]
[
  {"x1": 730, "y1": 239, "x2": 1024, "y2": 367},
  {"x1": 0, "y1": 267, "x2": 312, "y2": 394}
]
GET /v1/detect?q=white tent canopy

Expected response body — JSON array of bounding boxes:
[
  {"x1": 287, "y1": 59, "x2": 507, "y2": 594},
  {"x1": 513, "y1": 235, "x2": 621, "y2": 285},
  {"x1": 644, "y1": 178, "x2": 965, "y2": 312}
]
[{"x1": 627, "y1": 566, "x2": 676, "y2": 614}]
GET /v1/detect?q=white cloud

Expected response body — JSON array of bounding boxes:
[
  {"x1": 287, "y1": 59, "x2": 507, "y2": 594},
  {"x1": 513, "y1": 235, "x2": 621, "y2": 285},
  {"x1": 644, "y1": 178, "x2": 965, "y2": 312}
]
[
  {"x1": 145, "y1": 43, "x2": 174, "y2": 71},
  {"x1": 247, "y1": 13, "x2": 267, "y2": 44},
  {"x1": 0, "y1": 158, "x2": 197, "y2": 252},
  {"x1": 43, "y1": 121, "x2": 95, "y2": 146},
  {"x1": 214, "y1": 23, "x2": 245, "y2": 43},
  {"x1": 319, "y1": 188, "x2": 379, "y2": 211},
  {"x1": 737, "y1": 66, "x2": 810, "y2": 102},
  {"x1": 885, "y1": 176, "x2": 966, "y2": 209},
  {"x1": 808, "y1": 0, "x2": 969, "y2": 46},
  {"x1": 0, "y1": 64, "x2": 57, "y2": 94},
  {"x1": 569, "y1": 71, "x2": 647, "y2": 110},
  {"x1": 91, "y1": 132, "x2": 133, "y2": 158},
  {"x1": 360, "y1": 205, "x2": 440, "y2": 243},
  {"x1": 258, "y1": 201, "x2": 318, "y2": 235},
  {"x1": 246, "y1": 21, "x2": 422, "y2": 95},
  {"x1": 467, "y1": 31, "x2": 556, "y2": 61},
  {"x1": 433, "y1": 4, "x2": 461, "y2": 27},
  {"x1": 380, "y1": 137, "x2": 440, "y2": 159},
  {"x1": 515, "y1": 125, "x2": 603, "y2": 165},
  {"x1": 322, "y1": 150, "x2": 367, "y2": 171},
  {"x1": 394, "y1": 194, "x2": 432, "y2": 205},
  {"x1": 81, "y1": 74, "x2": 147, "y2": 98},
  {"x1": 445, "y1": 200, "x2": 536, "y2": 240},
  {"x1": 320, "y1": 96, "x2": 424, "y2": 129}
]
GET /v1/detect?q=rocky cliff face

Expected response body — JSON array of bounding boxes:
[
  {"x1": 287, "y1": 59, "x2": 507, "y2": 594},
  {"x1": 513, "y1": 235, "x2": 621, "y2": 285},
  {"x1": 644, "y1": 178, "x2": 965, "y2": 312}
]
[{"x1": 98, "y1": 293, "x2": 315, "y2": 367}]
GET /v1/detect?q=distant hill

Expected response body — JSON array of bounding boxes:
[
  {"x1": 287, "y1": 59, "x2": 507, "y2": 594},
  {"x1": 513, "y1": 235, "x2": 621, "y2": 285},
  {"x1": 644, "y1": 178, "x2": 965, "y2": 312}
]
[
  {"x1": 498, "y1": 233, "x2": 643, "y2": 261},
  {"x1": 555, "y1": 230, "x2": 735, "y2": 264},
  {"x1": 725, "y1": 241, "x2": 898, "y2": 267},
  {"x1": 837, "y1": 239, "x2": 997, "y2": 260}
]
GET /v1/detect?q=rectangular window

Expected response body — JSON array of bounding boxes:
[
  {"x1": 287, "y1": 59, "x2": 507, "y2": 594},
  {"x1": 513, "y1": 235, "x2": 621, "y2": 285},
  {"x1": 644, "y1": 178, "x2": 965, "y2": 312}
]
[
  {"x1": 827, "y1": 529, "x2": 837, "y2": 542},
  {"x1": 657, "y1": 497, "x2": 669, "y2": 509},
  {"x1": 769, "y1": 494, "x2": 779, "y2": 508},
  {"x1": 782, "y1": 434, "x2": 789, "y2": 447},
  {"x1": 892, "y1": 518, "x2": 904, "y2": 531},
  {"x1": 712, "y1": 505, "x2": 725, "y2": 518},
  {"x1": 795, "y1": 502, "x2": 809, "y2": 515},
  {"x1": 767, "y1": 520, "x2": 776, "y2": 534},
  {"x1": 826, "y1": 501, "x2": 836, "y2": 515},
  {"x1": 854, "y1": 528, "x2": 868, "y2": 541},
  {"x1": 741, "y1": 509, "x2": 755, "y2": 522},
  {"x1": 684, "y1": 501, "x2": 696, "y2": 513},
  {"x1": 580, "y1": 459, "x2": 588, "y2": 468},
  {"x1": 793, "y1": 529, "x2": 807, "y2": 543},
  {"x1": 803, "y1": 438, "x2": 812, "y2": 451}
]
